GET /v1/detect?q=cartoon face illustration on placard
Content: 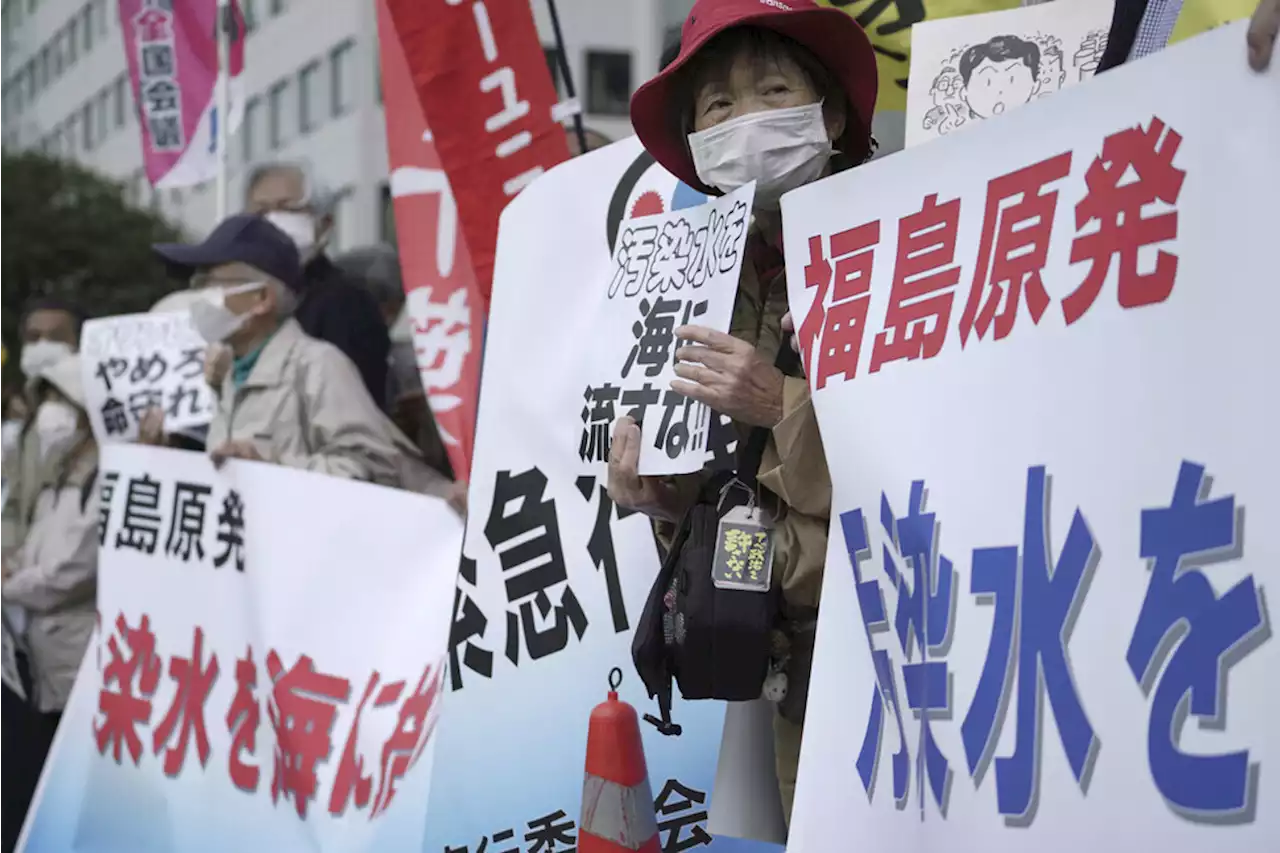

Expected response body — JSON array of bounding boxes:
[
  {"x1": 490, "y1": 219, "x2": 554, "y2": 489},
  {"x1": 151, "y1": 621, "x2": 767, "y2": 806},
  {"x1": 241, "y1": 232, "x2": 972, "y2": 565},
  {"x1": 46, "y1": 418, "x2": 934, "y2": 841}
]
[{"x1": 959, "y1": 35, "x2": 1042, "y2": 119}]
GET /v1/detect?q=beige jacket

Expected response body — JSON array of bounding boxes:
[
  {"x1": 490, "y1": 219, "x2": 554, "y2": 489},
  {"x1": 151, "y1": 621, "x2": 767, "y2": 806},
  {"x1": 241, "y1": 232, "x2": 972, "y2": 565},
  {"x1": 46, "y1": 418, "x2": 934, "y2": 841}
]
[
  {"x1": 208, "y1": 318, "x2": 449, "y2": 496},
  {"x1": 3, "y1": 441, "x2": 99, "y2": 712},
  {"x1": 660, "y1": 242, "x2": 831, "y2": 612}
]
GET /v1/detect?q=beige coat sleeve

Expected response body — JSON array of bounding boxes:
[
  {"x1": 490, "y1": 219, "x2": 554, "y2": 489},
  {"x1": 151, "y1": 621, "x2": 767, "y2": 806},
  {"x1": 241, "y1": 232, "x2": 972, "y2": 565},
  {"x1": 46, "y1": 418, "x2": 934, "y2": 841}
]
[
  {"x1": 757, "y1": 375, "x2": 832, "y2": 521},
  {"x1": 4, "y1": 485, "x2": 99, "y2": 614},
  {"x1": 280, "y1": 346, "x2": 403, "y2": 486}
]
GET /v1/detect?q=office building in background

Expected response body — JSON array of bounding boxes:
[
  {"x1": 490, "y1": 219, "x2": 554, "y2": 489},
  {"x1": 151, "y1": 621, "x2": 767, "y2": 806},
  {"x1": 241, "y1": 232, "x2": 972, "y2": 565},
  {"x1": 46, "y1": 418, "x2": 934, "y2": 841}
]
[{"x1": 1, "y1": 0, "x2": 696, "y2": 244}]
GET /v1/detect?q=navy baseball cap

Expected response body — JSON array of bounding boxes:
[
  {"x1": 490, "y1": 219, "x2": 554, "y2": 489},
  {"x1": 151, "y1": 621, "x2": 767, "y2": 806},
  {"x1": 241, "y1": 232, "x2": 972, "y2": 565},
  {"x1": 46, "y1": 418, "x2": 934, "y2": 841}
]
[{"x1": 152, "y1": 214, "x2": 303, "y2": 291}]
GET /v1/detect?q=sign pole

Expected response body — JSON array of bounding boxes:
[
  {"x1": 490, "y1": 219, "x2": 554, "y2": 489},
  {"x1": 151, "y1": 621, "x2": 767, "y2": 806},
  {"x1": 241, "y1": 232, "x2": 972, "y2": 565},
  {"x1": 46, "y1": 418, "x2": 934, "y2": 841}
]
[
  {"x1": 214, "y1": 0, "x2": 232, "y2": 220},
  {"x1": 544, "y1": 0, "x2": 588, "y2": 154}
]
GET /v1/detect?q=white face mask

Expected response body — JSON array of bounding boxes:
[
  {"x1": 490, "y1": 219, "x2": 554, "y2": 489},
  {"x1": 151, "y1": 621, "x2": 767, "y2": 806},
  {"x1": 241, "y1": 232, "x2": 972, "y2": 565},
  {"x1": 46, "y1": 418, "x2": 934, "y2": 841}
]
[
  {"x1": 189, "y1": 282, "x2": 267, "y2": 344},
  {"x1": 20, "y1": 339, "x2": 74, "y2": 380},
  {"x1": 265, "y1": 210, "x2": 319, "y2": 258},
  {"x1": 35, "y1": 400, "x2": 79, "y2": 460},
  {"x1": 688, "y1": 102, "x2": 834, "y2": 210}
]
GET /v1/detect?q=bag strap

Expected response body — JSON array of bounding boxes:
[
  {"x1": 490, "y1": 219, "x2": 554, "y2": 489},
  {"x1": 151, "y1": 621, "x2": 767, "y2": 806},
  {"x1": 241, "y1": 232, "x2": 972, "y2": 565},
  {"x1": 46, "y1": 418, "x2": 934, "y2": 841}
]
[
  {"x1": 643, "y1": 681, "x2": 684, "y2": 737},
  {"x1": 735, "y1": 333, "x2": 800, "y2": 489}
]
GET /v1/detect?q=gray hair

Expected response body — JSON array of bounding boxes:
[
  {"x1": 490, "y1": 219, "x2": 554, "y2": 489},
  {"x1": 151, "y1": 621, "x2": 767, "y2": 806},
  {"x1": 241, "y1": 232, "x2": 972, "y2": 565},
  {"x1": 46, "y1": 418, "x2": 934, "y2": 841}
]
[
  {"x1": 269, "y1": 280, "x2": 299, "y2": 319},
  {"x1": 244, "y1": 160, "x2": 339, "y2": 219},
  {"x1": 332, "y1": 244, "x2": 404, "y2": 310}
]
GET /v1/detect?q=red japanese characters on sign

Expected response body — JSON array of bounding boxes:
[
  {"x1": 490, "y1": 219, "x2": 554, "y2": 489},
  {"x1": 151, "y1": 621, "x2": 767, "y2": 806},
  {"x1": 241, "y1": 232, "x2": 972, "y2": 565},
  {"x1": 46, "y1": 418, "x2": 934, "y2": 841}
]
[
  {"x1": 92, "y1": 612, "x2": 442, "y2": 823},
  {"x1": 801, "y1": 116, "x2": 1187, "y2": 388},
  {"x1": 384, "y1": 0, "x2": 571, "y2": 305}
]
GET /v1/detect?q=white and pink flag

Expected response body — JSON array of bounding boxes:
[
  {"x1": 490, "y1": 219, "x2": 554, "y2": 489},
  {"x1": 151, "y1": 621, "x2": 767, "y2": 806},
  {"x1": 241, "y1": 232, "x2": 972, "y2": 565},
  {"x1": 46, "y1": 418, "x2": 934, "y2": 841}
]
[{"x1": 120, "y1": 0, "x2": 245, "y2": 189}]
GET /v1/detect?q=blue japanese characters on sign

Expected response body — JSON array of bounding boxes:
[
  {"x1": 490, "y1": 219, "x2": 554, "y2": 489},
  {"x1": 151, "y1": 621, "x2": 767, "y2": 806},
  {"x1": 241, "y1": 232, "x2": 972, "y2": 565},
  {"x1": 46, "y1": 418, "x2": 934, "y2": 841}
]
[{"x1": 838, "y1": 461, "x2": 1269, "y2": 827}]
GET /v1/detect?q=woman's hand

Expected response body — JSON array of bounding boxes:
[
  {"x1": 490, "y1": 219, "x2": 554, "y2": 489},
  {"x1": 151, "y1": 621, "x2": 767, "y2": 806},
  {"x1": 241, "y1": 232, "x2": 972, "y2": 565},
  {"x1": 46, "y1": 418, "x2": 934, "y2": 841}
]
[
  {"x1": 606, "y1": 416, "x2": 686, "y2": 522},
  {"x1": 138, "y1": 407, "x2": 166, "y2": 446},
  {"x1": 672, "y1": 325, "x2": 785, "y2": 428}
]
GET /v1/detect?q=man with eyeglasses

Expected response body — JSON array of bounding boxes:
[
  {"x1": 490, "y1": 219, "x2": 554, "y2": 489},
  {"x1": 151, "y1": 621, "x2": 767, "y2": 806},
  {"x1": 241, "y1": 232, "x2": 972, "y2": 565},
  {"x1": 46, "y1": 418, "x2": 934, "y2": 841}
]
[{"x1": 149, "y1": 215, "x2": 445, "y2": 495}]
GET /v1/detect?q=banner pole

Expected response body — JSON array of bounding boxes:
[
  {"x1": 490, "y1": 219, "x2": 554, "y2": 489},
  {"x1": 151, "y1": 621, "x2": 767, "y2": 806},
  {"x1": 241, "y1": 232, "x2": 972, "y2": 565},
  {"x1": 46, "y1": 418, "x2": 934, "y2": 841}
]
[
  {"x1": 214, "y1": 0, "x2": 232, "y2": 220},
  {"x1": 544, "y1": 0, "x2": 588, "y2": 154}
]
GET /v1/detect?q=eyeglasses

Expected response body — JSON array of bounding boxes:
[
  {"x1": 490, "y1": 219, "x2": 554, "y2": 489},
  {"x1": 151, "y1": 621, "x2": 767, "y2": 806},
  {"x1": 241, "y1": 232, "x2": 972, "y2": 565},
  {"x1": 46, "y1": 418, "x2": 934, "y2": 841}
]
[{"x1": 189, "y1": 272, "x2": 262, "y2": 289}]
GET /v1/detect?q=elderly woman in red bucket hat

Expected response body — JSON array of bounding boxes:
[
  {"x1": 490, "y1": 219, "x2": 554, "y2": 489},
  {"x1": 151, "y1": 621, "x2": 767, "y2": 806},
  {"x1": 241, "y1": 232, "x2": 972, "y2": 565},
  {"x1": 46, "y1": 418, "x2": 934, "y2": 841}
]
[{"x1": 607, "y1": 0, "x2": 878, "y2": 823}]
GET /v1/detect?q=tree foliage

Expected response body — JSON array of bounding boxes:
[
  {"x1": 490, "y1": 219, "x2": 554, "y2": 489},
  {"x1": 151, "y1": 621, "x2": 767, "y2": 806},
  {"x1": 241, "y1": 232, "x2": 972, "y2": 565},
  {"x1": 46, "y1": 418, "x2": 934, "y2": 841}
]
[{"x1": 2, "y1": 150, "x2": 185, "y2": 391}]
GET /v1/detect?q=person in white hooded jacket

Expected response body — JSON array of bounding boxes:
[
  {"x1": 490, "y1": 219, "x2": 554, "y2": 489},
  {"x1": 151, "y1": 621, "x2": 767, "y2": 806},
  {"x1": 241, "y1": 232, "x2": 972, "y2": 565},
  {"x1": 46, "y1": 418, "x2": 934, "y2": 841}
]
[
  {"x1": 1, "y1": 351, "x2": 98, "y2": 851},
  {"x1": 2, "y1": 297, "x2": 85, "y2": 563}
]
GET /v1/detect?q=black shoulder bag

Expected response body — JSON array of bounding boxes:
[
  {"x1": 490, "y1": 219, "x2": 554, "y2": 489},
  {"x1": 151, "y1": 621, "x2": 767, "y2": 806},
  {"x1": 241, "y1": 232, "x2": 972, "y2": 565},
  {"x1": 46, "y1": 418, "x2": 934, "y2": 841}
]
[{"x1": 632, "y1": 337, "x2": 798, "y2": 736}]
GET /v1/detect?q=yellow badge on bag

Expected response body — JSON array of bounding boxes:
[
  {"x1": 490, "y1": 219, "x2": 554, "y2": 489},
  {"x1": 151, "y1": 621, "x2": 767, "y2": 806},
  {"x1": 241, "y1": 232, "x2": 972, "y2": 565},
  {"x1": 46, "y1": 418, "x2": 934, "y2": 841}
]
[
  {"x1": 818, "y1": 0, "x2": 1021, "y2": 112},
  {"x1": 713, "y1": 504, "x2": 775, "y2": 593}
]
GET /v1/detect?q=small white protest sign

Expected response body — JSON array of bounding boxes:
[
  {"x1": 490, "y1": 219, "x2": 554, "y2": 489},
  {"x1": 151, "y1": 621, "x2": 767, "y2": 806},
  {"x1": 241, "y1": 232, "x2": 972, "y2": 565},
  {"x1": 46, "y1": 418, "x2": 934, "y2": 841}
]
[
  {"x1": 585, "y1": 182, "x2": 755, "y2": 476},
  {"x1": 79, "y1": 311, "x2": 214, "y2": 443}
]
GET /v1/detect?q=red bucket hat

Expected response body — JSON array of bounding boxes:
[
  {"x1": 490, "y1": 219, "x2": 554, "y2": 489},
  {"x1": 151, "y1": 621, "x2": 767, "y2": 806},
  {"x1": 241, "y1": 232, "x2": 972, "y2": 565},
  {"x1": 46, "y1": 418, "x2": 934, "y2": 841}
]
[{"x1": 630, "y1": 0, "x2": 879, "y2": 196}]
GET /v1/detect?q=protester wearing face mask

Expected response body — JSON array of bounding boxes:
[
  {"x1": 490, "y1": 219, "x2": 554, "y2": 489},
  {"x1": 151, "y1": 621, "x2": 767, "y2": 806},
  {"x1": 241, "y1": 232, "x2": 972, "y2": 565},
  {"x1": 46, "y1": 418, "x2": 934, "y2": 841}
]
[
  {"x1": 2, "y1": 353, "x2": 99, "y2": 850},
  {"x1": 610, "y1": 0, "x2": 878, "y2": 824},
  {"x1": 2, "y1": 297, "x2": 86, "y2": 566},
  {"x1": 149, "y1": 215, "x2": 451, "y2": 498},
  {"x1": 236, "y1": 161, "x2": 391, "y2": 411}
]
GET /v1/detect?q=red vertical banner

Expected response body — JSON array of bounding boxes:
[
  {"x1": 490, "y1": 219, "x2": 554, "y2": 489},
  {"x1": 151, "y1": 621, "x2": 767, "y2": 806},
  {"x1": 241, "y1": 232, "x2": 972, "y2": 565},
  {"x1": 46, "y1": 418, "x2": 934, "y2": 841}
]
[
  {"x1": 375, "y1": 0, "x2": 484, "y2": 482},
  {"x1": 383, "y1": 0, "x2": 571, "y2": 304}
]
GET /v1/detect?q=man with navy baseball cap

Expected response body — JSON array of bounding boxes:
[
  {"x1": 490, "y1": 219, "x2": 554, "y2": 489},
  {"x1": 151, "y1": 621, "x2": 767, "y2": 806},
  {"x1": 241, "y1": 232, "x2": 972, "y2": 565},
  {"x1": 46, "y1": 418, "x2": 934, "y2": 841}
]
[{"x1": 148, "y1": 215, "x2": 449, "y2": 498}]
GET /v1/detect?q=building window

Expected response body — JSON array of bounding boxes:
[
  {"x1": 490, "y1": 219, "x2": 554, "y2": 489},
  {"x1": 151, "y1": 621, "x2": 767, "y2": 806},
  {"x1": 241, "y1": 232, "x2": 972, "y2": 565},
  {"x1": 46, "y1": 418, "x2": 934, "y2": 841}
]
[
  {"x1": 329, "y1": 39, "x2": 354, "y2": 118},
  {"x1": 243, "y1": 0, "x2": 257, "y2": 33},
  {"x1": 97, "y1": 0, "x2": 109, "y2": 35},
  {"x1": 543, "y1": 46, "x2": 564, "y2": 97},
  {"x1": 65, "y1": 115, "x2": 79, "y2": 156},
  {"x1": 82, "y1": 102, "x2": 93, "y2": 149},
  {"x1": 585, "y1": 51, "x2": 631, "y2": 116},
  {"x1": 270, "y1": 0, "x2": 285, "y2": 17},
  {"x1": 39, "y1": 45, "x2": 50, "y2": 88},
  {"x1": 82, "y1": 6, "x2": 94, "y2": 52},
  {"x1": 268, "y1": 79, "x2": 289, "y2": 150},
  {"x1": 298, "y1": 60, "x2": 321, "y2": 134},
  {"x1": 242, "y1": 95, "x2": 259, "y2": 162},
  {"x1": 114, "y1": 73, "x2": 127, "y2": 127},
  {"x1": 25, "y1": 59, "x2": 36, "y2": 100},
  {"x1": 96, "y1": 87, "x2": 109, "y2": 140},
  {"x1": 67, "y1": 19, "x2": 79, "y2": 65}
]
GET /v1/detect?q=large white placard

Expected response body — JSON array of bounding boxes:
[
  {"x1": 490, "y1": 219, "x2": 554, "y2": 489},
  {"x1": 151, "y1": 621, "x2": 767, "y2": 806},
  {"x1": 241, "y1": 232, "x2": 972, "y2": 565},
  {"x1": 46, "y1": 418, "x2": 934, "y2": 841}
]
[
  {"x1": 592, "y1": 182, "x2": 754, "y2": 475},
  {"x1": 79, "y1": 312, "x2": 215, "y2": 443},
  {"x1": 424, "y1": 137, "x2": 779, "y2": 853},
  {"x1": 21, "y1": 445, "x2": 462, "y2": 853},
  {"x1": 783, "y1": 23, "x2": 1278, "y2": 851},
  {"x1": 905, "y1": 0, "x2": 1113, "y2": 148}
]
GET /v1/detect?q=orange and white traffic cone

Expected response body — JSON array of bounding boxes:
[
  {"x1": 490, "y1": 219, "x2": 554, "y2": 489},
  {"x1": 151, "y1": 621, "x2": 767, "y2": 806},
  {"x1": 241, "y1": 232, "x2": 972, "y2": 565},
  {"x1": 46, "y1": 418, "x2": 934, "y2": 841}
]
[{"x1": 579, "y1": 669, "x2": 661, "y2": 853}]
